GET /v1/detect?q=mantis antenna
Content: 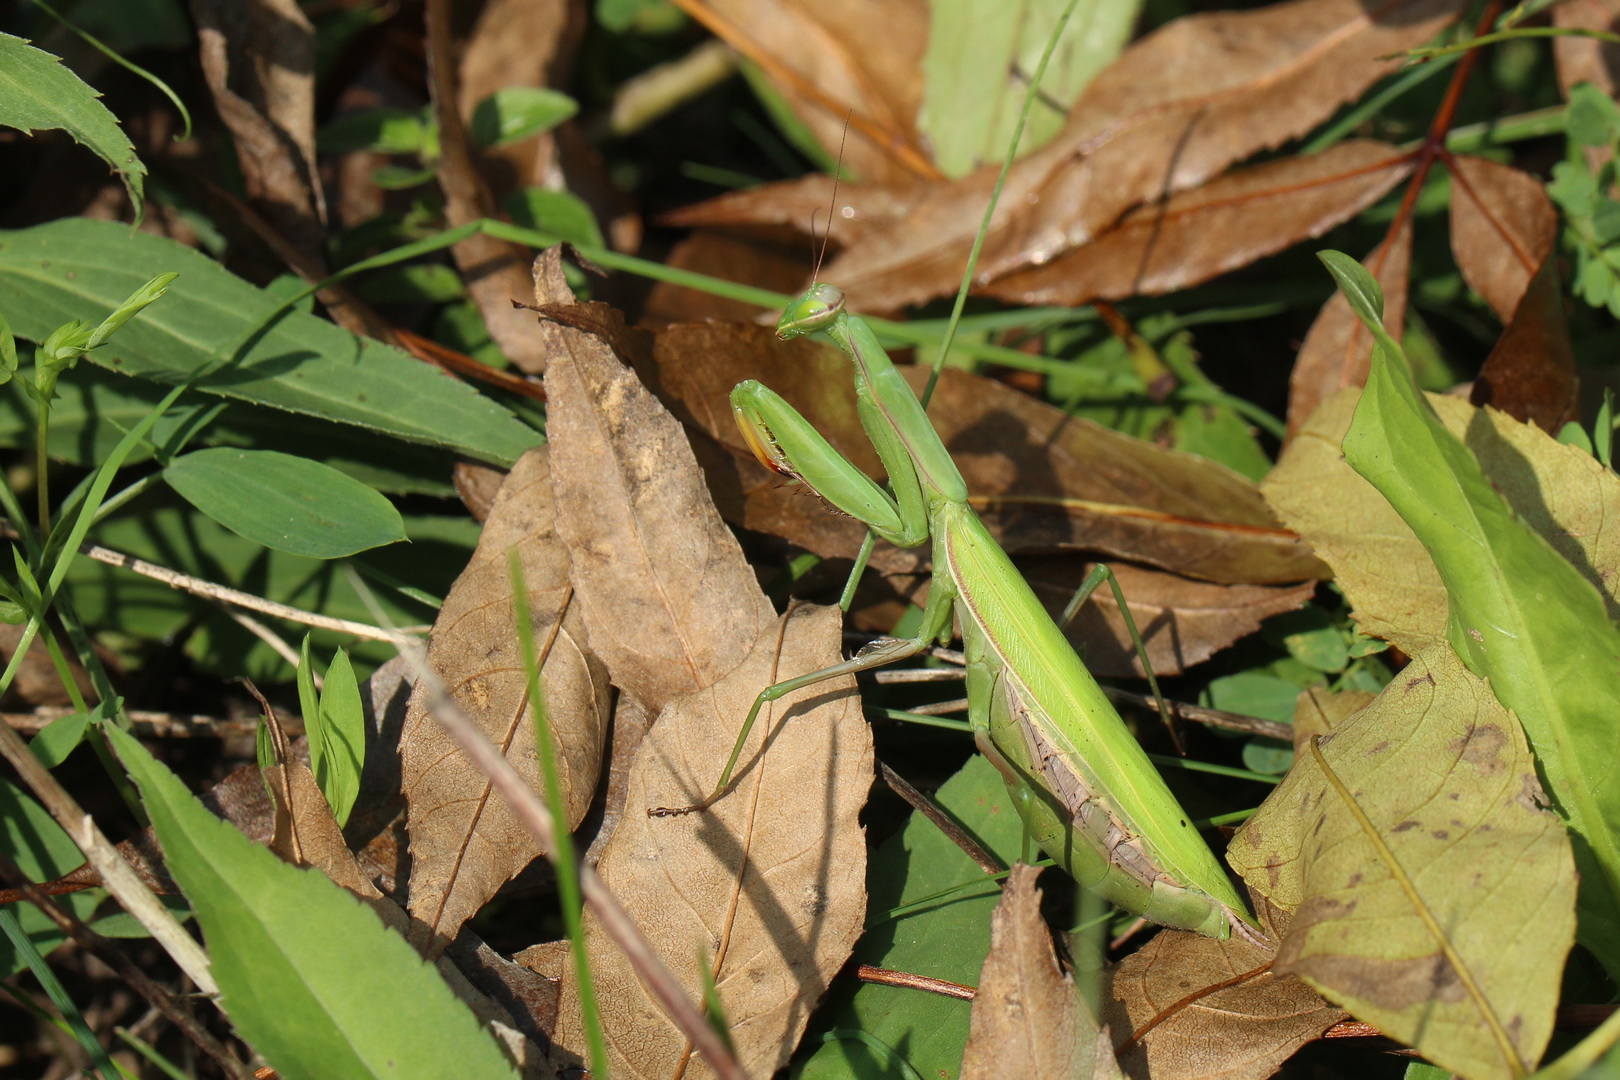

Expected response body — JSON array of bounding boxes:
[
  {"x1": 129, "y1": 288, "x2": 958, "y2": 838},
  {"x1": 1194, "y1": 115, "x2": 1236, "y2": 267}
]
[{"x1": 809, "y1": 112, "x2": 852, "y2": 282}]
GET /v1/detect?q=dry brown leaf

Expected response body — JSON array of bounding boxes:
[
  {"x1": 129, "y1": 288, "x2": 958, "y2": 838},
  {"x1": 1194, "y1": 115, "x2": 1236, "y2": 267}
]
[
  {"x1": 583, "y1": 691, "x2": 655, "y2": 867},
  {"x1": 1448, "y1": 154, "x2": 1557, "y2": 323},
  {"x1": 1290, "y1": 686, "x2": 1376, "y2": 755},
  {"x1": 983, "y1": 141, "x2": 1416, "y2": 307},
  {"x1": 401, "y1": 447, "x2": 611, "y2": 955},
  {"x1": 542, "y1": 263, "x2": 777, "y2": 715},
  {"x1": 424, "y1": 0, "x2": 551, "y2": 373},
  {"x1": 672, "y1": 0, "x2": 932, "y2": 185},
  {"x1": 680, "y1": 0, "x2": 1462, "y2": 312},
  {"x1": 1021, "y1": 559, "x2": 1315, "y2": 678},
  {"x1": 1287, "y1": 219, "x2": 1413, "y2": 439},
  {"x1": 1263, "y1": 388, "x2": 1620, "y2": 656},
  {"x1": 1104, "y1": 902, "x2": 1346, "y2": 1080},
  {"x1": 551, "y1": 604, "x2": 870, "y2": 1079},
  {"x1": 1471, "y1": 252, "x2": 1580, "y2": 432},
  {"x1": 647, "y1": 322, "x2": 1324, "y2": 585},
  {"x1": 961, "y1": 864, "x2": 1125, "y2": 1080}
]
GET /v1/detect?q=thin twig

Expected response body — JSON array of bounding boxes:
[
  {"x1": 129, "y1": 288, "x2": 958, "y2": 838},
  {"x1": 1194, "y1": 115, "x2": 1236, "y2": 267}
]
[
  {"x1": 0, "y1": 719, "x2": 216, "y2": 994},
  {"x1": 0, "y1": 524, "x2": 421, "y2": 644},
  {"x1": 878, "y1": 762, "x2": 1003, "y2": 876},
  {"x1": 4, "y1": 707, "x2": 275, "y2": 739},
  {"x1": 0, "y1": 852, "x2": 254, "y2": 1080},
  {"x1": 853, "y1": 964, "x2": 975, "y2": 1001}
]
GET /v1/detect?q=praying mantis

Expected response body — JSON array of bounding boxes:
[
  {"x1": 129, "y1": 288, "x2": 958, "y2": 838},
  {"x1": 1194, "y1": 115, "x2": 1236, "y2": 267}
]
[{"x1": 652, "y1": 280, "x2": 1258, "y2": 942}]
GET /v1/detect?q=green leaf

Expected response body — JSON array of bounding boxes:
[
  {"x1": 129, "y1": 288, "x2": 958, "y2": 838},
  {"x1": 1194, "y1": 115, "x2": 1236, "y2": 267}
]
[
  {"x1": 1567, "y1": 83, "x2": 1620, "y2": 148},
  {"x1": 0, "y1": 363, "x2": 456, "y2": 494},
  {"x1": 797, "y1": 754, "x2": 1023, "y2": 1080},
  {"x1": 165, "y1": 449, "x2": 407, "y2": 559},
  {"x1": 314, "y1": 648, "x2": 365, "y2": 826},
  {"x1": 29, "y1": 710, "x2": 91, "y2": 769},
  {"x1": 919, "y1": 0, "x2": 1137, "y2": 178},
  {"x1": 316, "y1": 108, "x2": 429, "y2": 156},
  {"x1": 1329, "y1": 251, "x2": 1620, "y2": 976},
  {"x1": 103, "y1": 724, "x2": 522, "y2": 1080},
  {"x1": 0, "y1": 219, "x2": 541, "y2": 466},
  {"x1": 0, "y1": 33, "x2": 146, "y2": 217},
  {"x1": 469, "y1": 88, "x2": 577, "y2": 148},
  {"x1": 0, "y1": 310, "x2": 15, "y2": 385}
]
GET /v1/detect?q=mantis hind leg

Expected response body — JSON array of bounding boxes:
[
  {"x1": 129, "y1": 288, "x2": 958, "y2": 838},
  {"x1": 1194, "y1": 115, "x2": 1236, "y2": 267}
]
[
  {"x1": 1057, "y1": 564, "x2": 1183, "y2": 754},
  {"x1": 650, "y1": 576, "x2": 961, "y2": 817}
]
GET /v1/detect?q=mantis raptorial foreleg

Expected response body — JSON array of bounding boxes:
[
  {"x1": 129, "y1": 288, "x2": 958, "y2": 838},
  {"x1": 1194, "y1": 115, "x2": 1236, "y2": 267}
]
[{"x1": 650, "y1": 287, "x2": 1256, "y2": 941}]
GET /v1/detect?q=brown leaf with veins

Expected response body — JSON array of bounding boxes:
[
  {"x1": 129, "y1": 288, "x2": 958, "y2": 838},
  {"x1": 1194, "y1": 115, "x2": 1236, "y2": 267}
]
[
  {"x1": 671, "y1": 0, "x2": 932, "y2": 185},
  {"x1": 645, "y1": 322, "x2": 1325, "y2": 586},
  {"x1": 984, "y1": 141, "x2": 1417, "y2": 307},
  {"x1": 1448, "y1": 154, "x2": 1557, "y2": 323},
  {"x1": 401, "y1": 447, "x2": 612, "y2": 955},
  {"x1": 265, "y1": 761, "x2": 384, "y2": 903},
  {"x1": 1287, "y1": 219, "x2": 1413, "y2": 438},
  {"x1": 541, "y1": 257, "x2": 777, "y2": 715},
  {"x1": 1290, "y1": 686, "x2": 1376, "y2": 755},
  {"x1": 672, "y1": 0, "x2": 1463, "y2": 313},
  {"x1": 1226, "y1": 646, "x2": 1575, "y2": 1080},
  {"x1": 551, "y1": 604, "x2": 870, "y2": 1080},
  {"x1": 1103, "y1": 900, "x2": 1345, "y2": 1080},
  {"x1": 961, "y1": 864, "x2": 1125, "y2": 1080}
]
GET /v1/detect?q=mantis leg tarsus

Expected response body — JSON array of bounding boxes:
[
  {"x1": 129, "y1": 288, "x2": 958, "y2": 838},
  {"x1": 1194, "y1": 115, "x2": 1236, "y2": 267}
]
[
  {"x1": 647, "y1": 633, "x2": 935, "y2": 818},
  {"x1": 1058, "y1": 563, "x2": 1184, "y2": 756}
]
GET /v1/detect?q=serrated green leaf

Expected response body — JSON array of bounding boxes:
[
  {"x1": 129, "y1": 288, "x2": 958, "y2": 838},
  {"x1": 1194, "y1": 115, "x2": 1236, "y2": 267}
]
[
  {"x1": 0, "y1": 219, "x2": 540, "y2": 465},
  {"x1": 103, "y1": 724, "x2": 522, "y2": 1080},
  {"x1": 0, "y1": 33, "x2": 146, "y2": 216},
  {"x1": 165, "y1": 449, "x2": 406, "y2": 559}
]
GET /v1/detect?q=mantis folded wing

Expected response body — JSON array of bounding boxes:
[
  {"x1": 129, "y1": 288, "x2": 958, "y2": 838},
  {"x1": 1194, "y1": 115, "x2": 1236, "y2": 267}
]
[{"x1": 652, "y1": 281, "x2": 1257, "y2": 942}]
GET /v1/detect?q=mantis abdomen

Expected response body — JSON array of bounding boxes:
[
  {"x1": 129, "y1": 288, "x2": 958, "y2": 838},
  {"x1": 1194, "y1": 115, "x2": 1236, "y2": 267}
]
[{"x1": 943, "y1": 500, "x2": 1249, "y2": 938}]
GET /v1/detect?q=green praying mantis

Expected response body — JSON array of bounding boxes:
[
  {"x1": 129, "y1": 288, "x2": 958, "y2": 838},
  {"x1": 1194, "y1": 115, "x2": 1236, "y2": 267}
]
[{"x1": 652, "y1": 280, "x2": 1259, "y2": 942}]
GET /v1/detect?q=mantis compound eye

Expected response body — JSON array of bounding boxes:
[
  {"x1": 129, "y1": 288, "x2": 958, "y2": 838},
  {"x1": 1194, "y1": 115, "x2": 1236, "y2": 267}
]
[{"x1": 775, "y1": 282, "x2": 846, "y2": 340}]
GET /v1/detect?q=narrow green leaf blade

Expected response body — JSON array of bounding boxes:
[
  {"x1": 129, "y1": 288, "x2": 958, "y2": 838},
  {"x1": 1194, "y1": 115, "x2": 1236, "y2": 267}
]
[
  {"x1": 103, "y1": 724, "x2": 521, "y2": 1080},
  {"x1": 316, "y1": 649, "x2": 365, "y2": 826},
  {"x1": 1327, "y1": 252, "x2": 1620, "y2": 974},
  {"x1": 164, "y1": 449, "x2": 406, "y2": 559},
  {"x1": 0, "y1": 219, "x2": 540, "y2": 465},
  {"x1": 0, "y1": 33, "x2": 146, "y2": 216}
]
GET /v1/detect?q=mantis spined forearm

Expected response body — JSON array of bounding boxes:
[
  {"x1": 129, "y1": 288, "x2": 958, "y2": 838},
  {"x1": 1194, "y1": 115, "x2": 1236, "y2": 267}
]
[{"x1": 652, "y1": 281, "x2": 1257, "y2": 942}]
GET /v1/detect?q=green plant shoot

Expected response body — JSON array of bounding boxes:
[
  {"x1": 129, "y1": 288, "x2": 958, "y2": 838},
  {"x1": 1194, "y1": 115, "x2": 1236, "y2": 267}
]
[{"x1": 653, "y1": 282, "x2": 1256, "y2": 941}]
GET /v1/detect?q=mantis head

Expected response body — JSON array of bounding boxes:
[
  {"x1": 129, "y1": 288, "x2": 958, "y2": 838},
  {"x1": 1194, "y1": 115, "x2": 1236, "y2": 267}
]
[{"x1": 776, "y1": 283, "x2": 845, "y2": 340}]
